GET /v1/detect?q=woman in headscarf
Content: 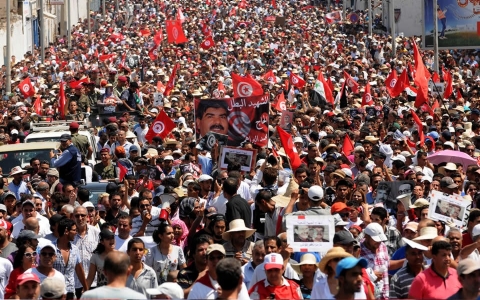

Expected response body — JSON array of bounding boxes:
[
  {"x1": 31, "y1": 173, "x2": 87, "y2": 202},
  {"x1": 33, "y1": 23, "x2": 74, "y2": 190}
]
[{"x1": 171, "y1": 218, "x2": 189, "y2": 250}]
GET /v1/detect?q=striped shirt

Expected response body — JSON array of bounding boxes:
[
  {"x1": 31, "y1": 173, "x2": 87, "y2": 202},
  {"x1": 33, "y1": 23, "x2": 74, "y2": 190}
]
[
  {"x1": 390, "y1": 264, "x2": 423, "y2": 299},
  {"x1": 52, "y1": 241, "x2": 81, "y2": 293},
  {"x1": 73, "y1": 225, "x2": 100, "y2": 289},
  {"x1": 131, "y1": 206, "x2": 162, "y2": 237},
  {"x1": 360, "y1": 241, "x2": 390, "y2": 299}
]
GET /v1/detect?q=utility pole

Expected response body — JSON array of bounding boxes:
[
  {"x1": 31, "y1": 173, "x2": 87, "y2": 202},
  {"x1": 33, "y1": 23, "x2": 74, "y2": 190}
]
[
  {"x1": 433, "y1": 0, "x2": 439, "y2": 72},
  {"x1": 87, "y1": 0, "x2": 91, "y2": 34},
  {"x1": 67, "y1": 0, "x2": 72, "y2": 49},
  {"x1": 6, "y1": 0, "x2": 11, "y2": 93},
  {"x1": 39, "y1": 0, "x2": 45, "y2": 63},
  {"x1": 390, "y1": 0, "x2": 396, "y2": 56},
  {"x1": 30, "y1": 1, "x2": 34, "y2": 54},
  {"x1": 368, "y1": 0, "x2": 372, "y2": 35},
  {"x1": 102, "y1": 0, "x2": 106, "y2": 20}
]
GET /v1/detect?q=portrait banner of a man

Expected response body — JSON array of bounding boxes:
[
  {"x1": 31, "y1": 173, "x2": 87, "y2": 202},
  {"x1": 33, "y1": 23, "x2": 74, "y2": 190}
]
[
  {"x1": 428, "y1": 190, "x2": 471, "y2": 228},
  {"x1": 286, "y1": 215, "x2": 334, "y2": 254},
  {"x1": 194, "y1": 95, "x2": 270, "y2": 147}
]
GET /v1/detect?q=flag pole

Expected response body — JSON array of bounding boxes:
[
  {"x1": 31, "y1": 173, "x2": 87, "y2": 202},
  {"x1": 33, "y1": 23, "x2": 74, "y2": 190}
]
[{"x1": 433, "y1": 0, "x2": 439, "y2": 73}]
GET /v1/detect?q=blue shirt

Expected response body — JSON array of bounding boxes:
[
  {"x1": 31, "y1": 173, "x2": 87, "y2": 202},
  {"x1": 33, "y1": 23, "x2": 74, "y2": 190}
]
[
  {"x1": 8, "y1": 181, "x2": 30, "y2": 200},
  {"x1": 197, "y1": 155, "x2": 212, "y2": 175},
  {"x1": 366, "y1": 192, "x2": 375, "y2": 204},
  {"x1": 389, "y1": 245, "x2": 407, "y2": 276},
  {"x1": 51, "y1": 149, "x2": 74, "y2": 168},
  {"x1": 52, "y1": 241, "x2": 81, "y2": 293}
]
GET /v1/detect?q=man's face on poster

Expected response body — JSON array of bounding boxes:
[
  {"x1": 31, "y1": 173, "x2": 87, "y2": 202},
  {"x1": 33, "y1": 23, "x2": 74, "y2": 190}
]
[
  {"x1": 450, "y1": 206, "x2": 460, "y2": 219},
  {"x1": 398, "y1": 184, "x2": 411, "y2": 196},
  {"x1": 196, "y1": 107, "x2": 229, "y2": 137},
  {"x1": 376, "y1": 186, "x2": 388, "y2": 202},
  {"x1": 439, "y1": 200, "x2": 449, "y2": 213},
  {"x1": 295, "y1": 225, "x2": 309, "y2": 240}
]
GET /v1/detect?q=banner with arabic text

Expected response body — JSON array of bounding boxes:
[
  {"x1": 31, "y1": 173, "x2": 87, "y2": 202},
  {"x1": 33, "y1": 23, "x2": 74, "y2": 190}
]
[{"x1": 194, "y1": 95, "x2": 270, "y2": 147}]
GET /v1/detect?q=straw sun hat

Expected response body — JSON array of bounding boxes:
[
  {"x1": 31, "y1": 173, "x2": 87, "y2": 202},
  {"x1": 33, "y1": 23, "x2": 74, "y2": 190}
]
[
  {"x1": 291, "y1": 253, "x2": 318, "y2": 275},
  {"x1": 221, "y1": 219, "x2": 256, "y2": 241},
  {"x1": 318, "y1": 247, "x2": 353, "y2": 274}
]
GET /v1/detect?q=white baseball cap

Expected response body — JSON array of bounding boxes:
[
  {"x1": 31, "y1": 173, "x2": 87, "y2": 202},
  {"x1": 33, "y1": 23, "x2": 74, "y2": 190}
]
[
  {"x1": 364, "y1": 223, "x2": 387, "y2": 242},
  {"x1": 264, "y1": 253, "x2": 284, "y2": 270},
  {"x1": 307, "y1": 186, "x2": 324, "y2": 201}
]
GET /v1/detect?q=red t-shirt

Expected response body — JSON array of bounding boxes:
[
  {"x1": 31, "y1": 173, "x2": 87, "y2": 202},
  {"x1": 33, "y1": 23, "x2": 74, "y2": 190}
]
[{"x1": 463, "y1": 232, "x2": 473, "y2": 247}]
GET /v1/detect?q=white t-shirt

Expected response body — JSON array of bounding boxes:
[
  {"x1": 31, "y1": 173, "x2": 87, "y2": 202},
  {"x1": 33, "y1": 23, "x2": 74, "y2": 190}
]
[
  {"x1": 134, "y1": 126, "x2": 149, "y2": 145},
  {"x1": 24, "y1": 268, "x2": 67, "y2": 293},
  {"x1": 0, "y1": 257, "x2": 13, "y2": 300},
  {"x1": 187, "y1": 275, "x2": 250, "y2": 300},
  {"x1": 311, "y1": 275, "x2": 367, "y2": 299},
  {"x1": 145, "y1": 245, "x2": 186, "y2": 284},
  {"x1": 115, "y1": 235, "x2": 133, "y2": 252},
  {"x1": 11, "y1": 214, "x2": 52, "y2": 238},
  {"x1": 209, "y1": 193, "x2": 228, "y2": 215}
]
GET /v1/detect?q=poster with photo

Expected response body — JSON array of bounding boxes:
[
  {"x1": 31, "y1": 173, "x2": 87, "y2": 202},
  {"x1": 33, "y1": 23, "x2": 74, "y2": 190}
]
[
  {"x1": 219, "y1": 147, "x2": 257, "y2": 172},
  {"x1": 286, "y1": 215, "x2": 334, "y2": 253},
  {"x1": 374, "y1": 180, "x2": 415, "y2": 213},
  {"x1": 427, "y1": 190, "x2": 471, "y2": 228}
]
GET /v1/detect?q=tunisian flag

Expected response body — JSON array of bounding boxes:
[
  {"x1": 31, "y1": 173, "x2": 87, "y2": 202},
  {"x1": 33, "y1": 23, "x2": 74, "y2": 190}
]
[
  {"x1": 200, "y1": 36, "x2": 215, "y2": 49},
  {"x1": 277, "y1": 126, "x2": 302, "y2": 171},
  {"x1": 390, "y1": 69, "x2": 409, "y2": 98},
  {"x1": 153, "y1": 30, "x2": 163, "y2": 46},
  {"x1": 59, "y1": 82, "x2": 66, "y2": 119},
  {"x1": 361, "y1": 82, "x2": 373, "y2": 106},
  {"x1": 166, "y1": 20, "x2": 187, "y2": 44},
  {"x1": 231, "y1": 72, "x2": 264, "y2": 98},
  {"x1": 18, "y1": 77, "x2": 35, "y2": 98},
  {"x1": 145, "y1": 109, "x2": 176, "y2": 141},
  {"x1": 163, "y1": 64, "x2": 179, "y2": 96},
  {"x1": 274, "y1": 93, "x2": 286, "y2": 111},
  {"x1": 263, "y1": 70, "x2": 277, "y2": 83},
  {"x1": 385, "y1": 69, "x2": 398, "y2": 96},
  {"x1": 412, "y1": 41, "x2": 429, "y2": 108},
  {"x1": 290, "y1": 73, "x2": 306, "y2": 88},
  {"x1": 343, "y1": 71, "x2": 359, "y2": 93},
  {"x1": 139, "y1": 28, "x2": 151, "y2": 37}
]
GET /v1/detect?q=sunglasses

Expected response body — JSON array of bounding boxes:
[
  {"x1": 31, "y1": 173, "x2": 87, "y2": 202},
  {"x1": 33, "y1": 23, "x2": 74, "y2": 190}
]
[
  {"x1": 40, "y1": 252, "x2": 55, "y2": 257},
  {"x1": 24, "y1": 252, "x2": 37, "y2": 258}
]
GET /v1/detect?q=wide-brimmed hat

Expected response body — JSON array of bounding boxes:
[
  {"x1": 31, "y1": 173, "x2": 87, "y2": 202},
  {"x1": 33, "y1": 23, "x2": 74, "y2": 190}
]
[
  {"x1": 272, "y1": 179, "x2": 299, "y2": 207},
  {"x1": 10, "y1": 166, "x2": 26, "y2": 176},
  {"x1": 324, "y1": 144, "x2": 339, "y2": 152},
  {"x1": 363, "y1": 136, "x2": 380, "y2": 143},
  {"x1": 221, "y1": 219, "x2": 256, "y2": 241},
  {"x1": 291, "y1": 253, "x2": 318, "y2": 275},
  {"x1": 412, "y1": 227, "x2": 438, "y2": 241},
  {"x1": 318, "y1": 247, "x2": 352, "y2": 274}
]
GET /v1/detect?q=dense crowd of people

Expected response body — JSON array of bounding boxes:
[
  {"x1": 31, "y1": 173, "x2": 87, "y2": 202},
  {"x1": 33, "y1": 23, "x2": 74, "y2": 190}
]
[{"x1": 2, "y1": 0, "x2": 480, "y2": 298}]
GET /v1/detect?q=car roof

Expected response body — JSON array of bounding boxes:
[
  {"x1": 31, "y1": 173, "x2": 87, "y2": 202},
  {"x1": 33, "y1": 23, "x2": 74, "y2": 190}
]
[
  {"x1": 26, "y1": 130, "x2": 92, "y2": 138},
  {"x1": 0, "y1": 142, "x2": 60, "y2": 151}
]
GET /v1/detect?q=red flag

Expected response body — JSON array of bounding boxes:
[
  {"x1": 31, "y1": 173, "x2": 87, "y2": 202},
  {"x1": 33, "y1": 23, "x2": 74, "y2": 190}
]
[
  {"x1": 177, "y1": 8, "x2": 186, "y2": 23},
  {"x1": 99, "y1": 54, "x2": 115, "y2": 62},
  {"x1": 166, "y1": 20, "x2": 187, "y2": 44},
  {"x1": 229, "y1": 7, "x2": 236, "y2": 16},
  {"x1": 109, "y1": 33, "x2": 125, "y2": 42},
  {"x1": 385, "y1": 69, "x2": 398, "y2": 96},
  {"x1": 154, "y1": 30, "x2": 163, "y2": 46},
  {"x1": 145, "y1": 109, "x2": 176, "y2": 141},
  {"x1": 217, "y1": 82, "x2": 226, "y2": 93},
  {"x1": 408, "y1": 62, "x2": 415, "y2": 79},
  {"x1": 157, "y1": 81, "x2": 166, "y2": 93},
  {"x1": 390, "y1": 69, "x2": 409, "y2": 98},
  {"x1": 148, "y1": 47, "x2": 158, "y2": 60},
  {"x1": 263, "y1": 70, "x2": 277, "y2": 83},
  {"x1": 361, "y1": 82, "x2": 373, "y2": 106},
  {"x1": 315, "y1": 71, "x2": 334, "y2": 105},
  {"x1": 422, "y1": 103, "x2": 435, "y2": 117},
  {"x1": 457, "y1": 88, "x2": 463, "y2": 100},
  {"x1": 231, "y1": 72, "x2": 264, "y2": 98},
  {"x1": 443, "y1": 69, "x2": 453, "y2": 100},
  {"x1": 18, "y1": 77, "x2": 35, "y2": 98},
  {"x1": 277, "y1": 126, "x2": 302, "y2": 171},
  {"x1": 69, "y1": 77, "x2": 90, "y2": 89},
  {"x1": 94, "y1": 49, "x2": 99, "y2": 58},
  {"x1": 34, "y1": 96, "x2": 42, "y2": 115},
  {"x1": 139, "y1": 28, "x2": 151, "y2": 37},
  {"x1": 432, "y1": 99, "x2": 439, "y2": 110},
  {"x1": 410, "y1": 109, "x2": 425, "y2": 146},
  {"x1": 238, "y1": 0, "x2": 247, "y2": 8},
  {"x1": 59, "y1": 82, "x2": 66, "y2": 119},
  {"x1": 118, "y1": 162, "x2": 127, "y2": 181},
  {"x1": 432, "y1": 72, "x2": 440, "y2": 83},
  {"x1": 274, "y1": 93, "x2": 286, "y2": 111},
  {"x1": 326, "y1": 77, "x2": 334, "y2": 92},
  {"x1": 289, "y1": 73, "x2": 306, "y2": 88},
  {"x1": 200, "y1": 36, "x2": 215, "y2": 49},
  {"x1": 202, "y1": 23, "x2": 212, "y2": 36},
  {"x1": 272, "y1": 0, "x2": 276, "y2": 8},
  {"x1": 412, "y1": 41, "x2": 429, "y2": 108},
  {"x1": 163, "y1": 64, "x2": 179, "y2": 96},
  {"x1": 343, "y1": 71, "x2": 359, "y2": 93},
  {"x1": 342, "y1": 134, "x2": 354, "y2": 156}
]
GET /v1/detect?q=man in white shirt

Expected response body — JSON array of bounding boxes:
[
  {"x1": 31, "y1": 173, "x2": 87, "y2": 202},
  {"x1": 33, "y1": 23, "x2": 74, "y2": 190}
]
[
  {"x1": 115, "y1": 215, "x2": 133, "y2": 252},
  {"x1": 0, "y1": 256, "x2": 13, "y2": 299},
  {"x1": 188, "y1": 244, "x2": 250, "y2": 299},
  {"x1": 241, "y1": 240, "x2": 266, "y2": 288},
  {"x1": 12, "y1": 200, "x2": 51, "y2": 238},
  {"x1": 134, "y1": 116, "x2": 149, "y2": 147}
]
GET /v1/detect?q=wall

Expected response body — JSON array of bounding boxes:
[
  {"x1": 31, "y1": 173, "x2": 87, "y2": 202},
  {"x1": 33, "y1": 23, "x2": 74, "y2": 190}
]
[{"x1": 0, "y1": 18, "x2": 30, "y2": 65}]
